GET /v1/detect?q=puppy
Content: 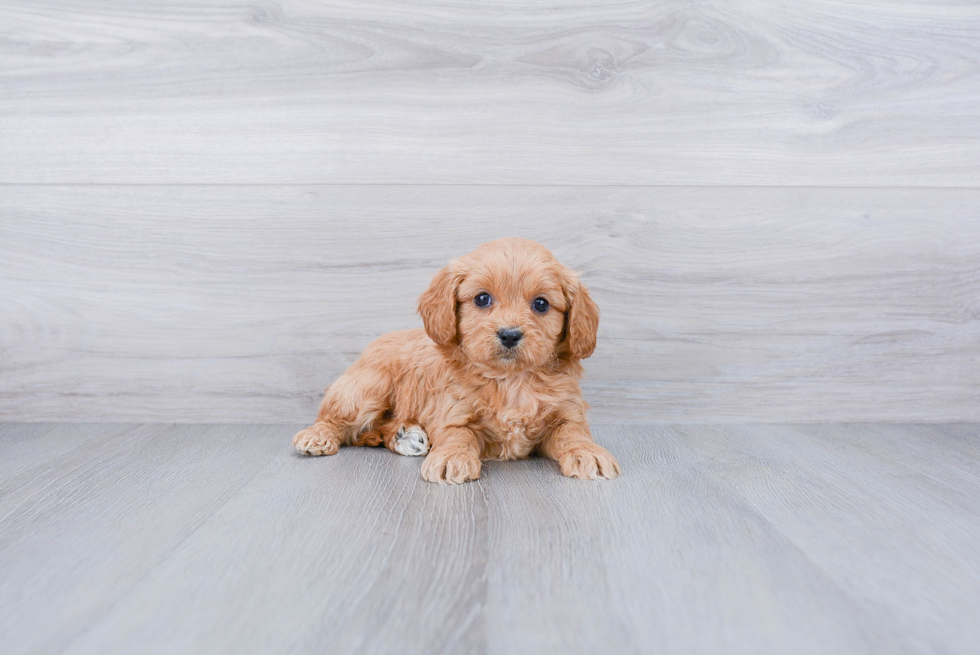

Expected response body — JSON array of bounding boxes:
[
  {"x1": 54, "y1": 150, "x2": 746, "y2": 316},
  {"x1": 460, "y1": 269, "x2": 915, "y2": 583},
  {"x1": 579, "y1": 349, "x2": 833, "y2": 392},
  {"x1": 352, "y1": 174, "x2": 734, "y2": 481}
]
[{"x1": 293, "y1": 238, "x2": 621, "y2": 484}]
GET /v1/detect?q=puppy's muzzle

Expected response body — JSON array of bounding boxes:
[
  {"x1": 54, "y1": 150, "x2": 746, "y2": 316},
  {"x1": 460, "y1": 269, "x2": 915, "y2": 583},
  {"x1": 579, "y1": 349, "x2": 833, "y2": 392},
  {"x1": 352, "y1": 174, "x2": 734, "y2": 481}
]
[{"x1": 497, "y1": 328, "x2": 523, "y2": 350}]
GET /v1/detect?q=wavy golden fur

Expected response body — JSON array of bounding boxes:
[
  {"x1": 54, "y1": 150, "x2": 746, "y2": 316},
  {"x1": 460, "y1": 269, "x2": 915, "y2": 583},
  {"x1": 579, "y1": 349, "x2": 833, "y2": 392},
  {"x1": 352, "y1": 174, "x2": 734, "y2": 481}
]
[{"x1": 293, "y1": 238, "x2": 621, "y2": 484}]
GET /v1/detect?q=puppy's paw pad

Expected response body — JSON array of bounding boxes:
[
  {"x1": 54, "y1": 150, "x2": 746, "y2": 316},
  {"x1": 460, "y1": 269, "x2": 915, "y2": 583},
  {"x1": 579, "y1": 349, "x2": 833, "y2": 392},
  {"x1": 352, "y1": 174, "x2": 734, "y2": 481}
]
[
  {"x1": 558, "y1": 444, "x2": 621, "y2": 480},
  {"x1": 393, "y1": 424, "x2": 429, "y2": 457},
  {"x1": 421, "y1": 450, "x2": 481, "y2": 484},
  {"x1": 292, "y1": 424, "x2": 340, "y2": 456}
]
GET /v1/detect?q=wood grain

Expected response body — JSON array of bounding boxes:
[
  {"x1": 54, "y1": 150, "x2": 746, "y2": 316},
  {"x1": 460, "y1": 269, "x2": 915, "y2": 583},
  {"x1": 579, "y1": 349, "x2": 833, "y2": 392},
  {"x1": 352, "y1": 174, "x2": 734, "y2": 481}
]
[
  {"x1": 1, "y1": 423, "x2": 977, "y2": 654},
  {"x1": 679, "y1": 424, "x2": 980, "y2": 654},
  {"x1": 60, "y1": 425, "x2": 489, "y2": 655},
  {"x1": 482, "y1": 426, "x2": 918, "y2": 654},
  {"x1": 0, "y1": 423, "x2": 131, "y2": 483},
  {"x1": 1, "y1": 185, "x2": 977, "y2": 423},
  {"x1": 1, "y1": 1, "x2": 978, "y2": 184},
  {"x1": 0, "y1": 424, "x2": 282, "y2": 655}
]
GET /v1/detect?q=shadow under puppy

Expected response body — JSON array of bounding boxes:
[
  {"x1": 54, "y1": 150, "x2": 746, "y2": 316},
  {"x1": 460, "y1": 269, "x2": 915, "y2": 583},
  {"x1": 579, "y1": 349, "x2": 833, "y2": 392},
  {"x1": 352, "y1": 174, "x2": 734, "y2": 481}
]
[{"x1": 293, "y1": 237, "x2": 621, "y2": 484}]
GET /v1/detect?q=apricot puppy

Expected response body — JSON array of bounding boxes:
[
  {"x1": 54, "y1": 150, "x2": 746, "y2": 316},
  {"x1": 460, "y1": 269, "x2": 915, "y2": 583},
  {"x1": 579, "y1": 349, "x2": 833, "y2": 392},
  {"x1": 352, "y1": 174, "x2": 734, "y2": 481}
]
[{"x1": 293, "y1": 238, "x2": 621, "y2": 484}]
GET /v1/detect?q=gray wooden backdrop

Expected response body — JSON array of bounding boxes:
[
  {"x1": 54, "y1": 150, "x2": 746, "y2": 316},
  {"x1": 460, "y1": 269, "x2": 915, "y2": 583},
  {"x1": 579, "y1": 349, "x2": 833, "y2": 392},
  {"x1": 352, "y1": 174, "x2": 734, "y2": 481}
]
[{"x1": 1, "y1": 0, "x2": 978, "y2": 423}]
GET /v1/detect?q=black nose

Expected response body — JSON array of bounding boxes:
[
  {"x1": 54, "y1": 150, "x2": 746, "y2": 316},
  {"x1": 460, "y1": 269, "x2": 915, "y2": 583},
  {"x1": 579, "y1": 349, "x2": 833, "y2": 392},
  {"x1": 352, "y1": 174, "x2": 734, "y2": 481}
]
[{"x1": 497, "y1": 328, "x2": 523, "y2": 349}]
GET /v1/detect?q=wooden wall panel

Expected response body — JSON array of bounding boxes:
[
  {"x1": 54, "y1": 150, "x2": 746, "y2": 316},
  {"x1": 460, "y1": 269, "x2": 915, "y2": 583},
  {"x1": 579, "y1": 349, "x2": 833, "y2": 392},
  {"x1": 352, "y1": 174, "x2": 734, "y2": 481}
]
[
  {"x1": 2, "y1": 1, "x2": 977, "y2": 422},
  {"x1": 1, "y1": 0, "x2": 978, "y2": 185},
  {"x1": 1, "y1": 185, "x2": 977, "y2": 422}
]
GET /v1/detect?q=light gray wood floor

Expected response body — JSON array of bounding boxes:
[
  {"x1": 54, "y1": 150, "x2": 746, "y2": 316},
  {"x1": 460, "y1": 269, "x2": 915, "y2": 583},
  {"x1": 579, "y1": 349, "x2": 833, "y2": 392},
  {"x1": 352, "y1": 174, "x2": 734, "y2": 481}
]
[{"x1": 1, "y1": 423, "x2": 977, "y2": 655}]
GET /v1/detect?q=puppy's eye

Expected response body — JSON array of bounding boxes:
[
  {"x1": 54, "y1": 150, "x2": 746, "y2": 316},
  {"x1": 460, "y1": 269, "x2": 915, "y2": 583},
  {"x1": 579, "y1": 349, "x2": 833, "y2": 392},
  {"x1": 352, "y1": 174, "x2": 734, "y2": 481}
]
[
  {"x1": 474, "y1": 292, "x2": 493, "y2": 308},
  {"x1": 532, "y1": 297, "x2": 550, "y2": 313}
]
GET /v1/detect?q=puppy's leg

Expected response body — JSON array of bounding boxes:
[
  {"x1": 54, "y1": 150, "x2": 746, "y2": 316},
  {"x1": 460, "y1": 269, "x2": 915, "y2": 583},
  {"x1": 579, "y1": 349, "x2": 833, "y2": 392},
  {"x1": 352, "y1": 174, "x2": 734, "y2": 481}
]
[
  {"x1": 538, "y1": 421, "x2": 621, "y2": 480},
  {"x1": 293, "y1": 369, "x2": 390, "y2": 456},
  {"x1": 293, "y1": 420, "x2": 343, "y2": 456},
  {"x1": 420, "y1": 426, "x2": 482, "y2": 484}
]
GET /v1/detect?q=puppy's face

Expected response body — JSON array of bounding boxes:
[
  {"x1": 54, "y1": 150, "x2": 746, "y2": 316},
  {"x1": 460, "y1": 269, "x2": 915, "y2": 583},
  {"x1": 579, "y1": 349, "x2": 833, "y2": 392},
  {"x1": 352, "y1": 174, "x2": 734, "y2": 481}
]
[
  {"x1": 419, "y1": 238, "x2": 599, "y2": 373},
  {"x1": 455, "y1": 255, "x2": 568, "y2": 372}
]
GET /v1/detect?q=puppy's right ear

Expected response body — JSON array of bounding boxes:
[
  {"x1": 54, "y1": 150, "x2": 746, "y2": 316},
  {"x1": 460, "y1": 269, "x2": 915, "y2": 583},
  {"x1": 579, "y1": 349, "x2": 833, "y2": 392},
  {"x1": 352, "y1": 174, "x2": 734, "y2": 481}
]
[{"x1": 418, "y1": 262, "x2": 462, "y2": 345}]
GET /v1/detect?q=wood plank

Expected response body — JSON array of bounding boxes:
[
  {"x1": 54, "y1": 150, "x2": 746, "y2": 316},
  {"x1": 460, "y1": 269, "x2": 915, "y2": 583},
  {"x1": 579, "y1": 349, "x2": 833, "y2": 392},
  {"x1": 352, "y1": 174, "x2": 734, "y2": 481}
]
[
  {"x1": 0, "y1": 424, "x2": 283, "y2": 655},
  {"x1": 0, "y1": 423, "x2": 132, "y2": 485},
  {"x1": 1, "y1": 185, "x2": 977, "y2": 423},
  {"x1": 678, "y1": 424, "x2": 980, "y2": 655},
  {"x1": 1, "y1": 1, "x2": 978, "y2": 184},
  {"x1": 481, "y1": 425, "x2": 910, "y2": 654},
  {"x1": 60, "y1": 427, "x2": 488, "y2": 655},
  {"x1": 815, "y1": 423, "x2": 980, "y2": 515},
  {"x1": 1, "y1": 424, "x2": 972, "y2": 654}
]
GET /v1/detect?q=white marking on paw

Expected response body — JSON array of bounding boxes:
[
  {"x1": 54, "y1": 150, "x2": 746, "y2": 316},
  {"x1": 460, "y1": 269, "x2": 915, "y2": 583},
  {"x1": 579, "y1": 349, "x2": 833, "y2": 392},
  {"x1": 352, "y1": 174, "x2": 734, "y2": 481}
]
[{"x1": 393, "y1": 424, "x2": 429, "y2": 457}]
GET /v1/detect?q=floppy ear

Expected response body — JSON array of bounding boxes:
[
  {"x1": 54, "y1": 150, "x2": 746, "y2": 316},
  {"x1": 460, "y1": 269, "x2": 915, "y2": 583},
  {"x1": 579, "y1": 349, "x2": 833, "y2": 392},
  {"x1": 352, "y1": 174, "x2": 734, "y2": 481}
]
[
  {"x1": 418, "y1": 262, "x2": 462, "y2": 345},
  {"x1": 563, "y1": 273, "x2": 600, "y2": 359}
]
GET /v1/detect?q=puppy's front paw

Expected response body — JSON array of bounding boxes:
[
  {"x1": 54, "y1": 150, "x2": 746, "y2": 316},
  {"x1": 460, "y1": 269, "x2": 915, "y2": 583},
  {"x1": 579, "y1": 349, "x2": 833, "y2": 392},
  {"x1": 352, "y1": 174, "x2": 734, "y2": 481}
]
[
  {"x1": 420, "y1": 448, "x2": 481, "y2": 484},
  {"x1": 293, "y1": 423, "x2": 341, "y2": 456},
  {"x1": 393, "y1": 424, "x2": 430, "y2": 457},
  {"x1": 558, "y1": 443, "x2": 621, "y2": 480}
]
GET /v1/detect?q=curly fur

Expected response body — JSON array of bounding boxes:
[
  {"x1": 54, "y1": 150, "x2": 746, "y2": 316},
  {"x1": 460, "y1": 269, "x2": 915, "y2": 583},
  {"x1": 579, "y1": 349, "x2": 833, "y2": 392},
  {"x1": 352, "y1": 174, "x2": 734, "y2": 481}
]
[{"x1": 293, "y1": 238, "x2": 621, "y2": 484}]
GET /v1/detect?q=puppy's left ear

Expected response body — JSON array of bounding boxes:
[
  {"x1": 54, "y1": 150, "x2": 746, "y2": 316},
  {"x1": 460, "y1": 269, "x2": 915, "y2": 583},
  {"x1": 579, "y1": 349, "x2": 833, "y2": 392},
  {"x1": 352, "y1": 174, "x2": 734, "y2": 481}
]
[
  {"x1": 418, "y1": 261, "x2": 463, "y2": 345},
  {"x1": 562, "y1": 269, "x2": 600, "y2": 359}
]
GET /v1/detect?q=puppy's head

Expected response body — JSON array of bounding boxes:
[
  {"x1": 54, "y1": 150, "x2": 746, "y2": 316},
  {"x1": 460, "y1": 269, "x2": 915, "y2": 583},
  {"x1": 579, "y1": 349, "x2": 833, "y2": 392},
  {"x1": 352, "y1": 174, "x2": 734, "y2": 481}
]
[{"x1": 418, "y1": 238, "x2": 599, "y2": 372}]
